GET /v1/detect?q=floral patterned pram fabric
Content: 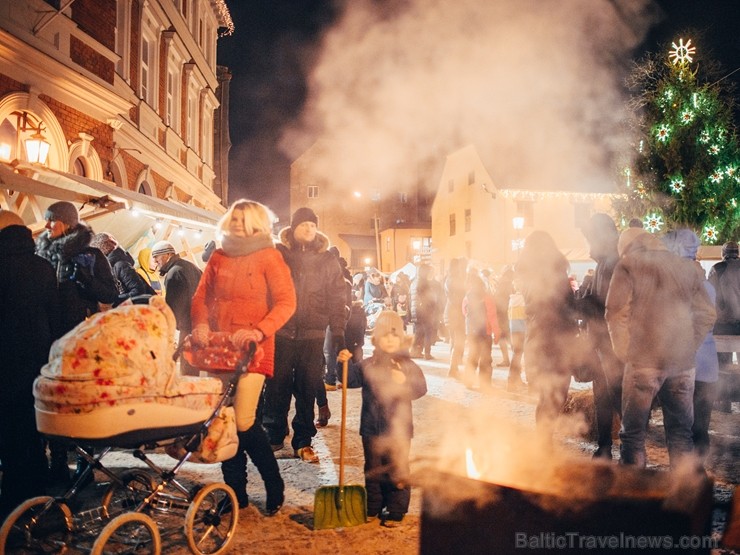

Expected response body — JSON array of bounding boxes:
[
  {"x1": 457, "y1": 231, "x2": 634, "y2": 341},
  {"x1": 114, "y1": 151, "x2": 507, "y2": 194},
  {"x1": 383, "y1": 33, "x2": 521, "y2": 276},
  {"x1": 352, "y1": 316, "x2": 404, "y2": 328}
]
[{"x1": 34, "y1": 296, "x2": 223, "y2": 415}]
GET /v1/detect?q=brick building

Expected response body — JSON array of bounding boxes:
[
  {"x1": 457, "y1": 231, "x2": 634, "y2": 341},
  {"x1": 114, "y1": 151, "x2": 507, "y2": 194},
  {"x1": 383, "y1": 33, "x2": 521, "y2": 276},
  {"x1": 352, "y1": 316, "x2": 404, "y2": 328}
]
[{"x1": 0, "y1": 0, "x2": 234, "y2": 259}]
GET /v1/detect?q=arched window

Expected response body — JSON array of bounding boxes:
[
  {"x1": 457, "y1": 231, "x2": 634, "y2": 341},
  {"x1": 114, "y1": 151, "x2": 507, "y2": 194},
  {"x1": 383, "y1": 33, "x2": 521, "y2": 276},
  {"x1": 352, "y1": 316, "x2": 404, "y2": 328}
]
[{"x1": 72, "y1": 156, "x2": 87, "y2": 177}]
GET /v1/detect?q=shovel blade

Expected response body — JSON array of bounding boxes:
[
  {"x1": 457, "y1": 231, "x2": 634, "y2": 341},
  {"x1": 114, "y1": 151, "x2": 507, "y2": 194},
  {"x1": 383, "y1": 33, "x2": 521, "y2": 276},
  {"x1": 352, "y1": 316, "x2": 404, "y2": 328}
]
[{"x1": 313, "y1": 485, "x2": 367, "y2": 530}]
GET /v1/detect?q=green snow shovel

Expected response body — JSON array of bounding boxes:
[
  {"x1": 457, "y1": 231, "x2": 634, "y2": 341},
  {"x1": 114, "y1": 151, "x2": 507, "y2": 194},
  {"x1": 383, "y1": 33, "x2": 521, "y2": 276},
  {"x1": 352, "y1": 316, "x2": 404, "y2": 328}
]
[{"x1": 313, "y1": 359, "x2": 367, "y2": 529}]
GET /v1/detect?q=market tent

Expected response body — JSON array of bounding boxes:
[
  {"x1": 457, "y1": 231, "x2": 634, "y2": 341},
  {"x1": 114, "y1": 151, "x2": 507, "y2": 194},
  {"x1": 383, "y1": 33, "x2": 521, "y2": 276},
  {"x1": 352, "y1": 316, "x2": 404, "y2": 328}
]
[{"x1": 0, "y1": 162, "x2": 221, "y2": 265}]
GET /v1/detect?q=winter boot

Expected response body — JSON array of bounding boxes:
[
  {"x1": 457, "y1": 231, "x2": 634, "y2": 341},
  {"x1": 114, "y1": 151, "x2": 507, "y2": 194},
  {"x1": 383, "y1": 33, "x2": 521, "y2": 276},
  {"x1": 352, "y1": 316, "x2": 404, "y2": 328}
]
[
  {"x1": 241, "y1": 425, "x2": 284, "y2": 516},
  {"x1": 315, "y1": 404, "x2": 331, "y2": 428},
  {"x1": 220, "y1": 450, "x2": 249, "y2": 511}
]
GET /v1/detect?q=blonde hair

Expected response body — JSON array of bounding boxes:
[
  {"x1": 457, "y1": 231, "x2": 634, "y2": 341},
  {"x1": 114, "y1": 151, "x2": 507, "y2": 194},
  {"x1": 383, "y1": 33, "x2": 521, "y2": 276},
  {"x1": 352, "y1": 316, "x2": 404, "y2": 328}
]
[{"x1": 217, "y1": 199, "x2": 275, "y2": 236}]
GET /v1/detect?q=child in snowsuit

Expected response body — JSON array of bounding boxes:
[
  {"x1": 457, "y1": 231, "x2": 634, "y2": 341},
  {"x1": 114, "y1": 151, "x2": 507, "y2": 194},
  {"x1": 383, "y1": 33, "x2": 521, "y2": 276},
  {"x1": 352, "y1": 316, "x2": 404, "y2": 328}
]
[{"x1": 339, "y1": 310, "x2": 427, "y2": 527}]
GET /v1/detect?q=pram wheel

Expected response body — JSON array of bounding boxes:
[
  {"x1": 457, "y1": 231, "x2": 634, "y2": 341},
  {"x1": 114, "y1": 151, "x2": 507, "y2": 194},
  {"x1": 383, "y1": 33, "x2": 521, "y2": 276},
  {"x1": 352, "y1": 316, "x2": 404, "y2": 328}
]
[
  {"x1": 0, "y1": 495, "x2": 73, "y2": 553},
  {"x1": 91, "y1": 512, "x2": 161, "y2": 554},
  {"x1": 101, "y1": 470, "x2": 157, "y2": 519},
  {"x1": 184, "y1": 483, "x2": 238, "y2": 555}
]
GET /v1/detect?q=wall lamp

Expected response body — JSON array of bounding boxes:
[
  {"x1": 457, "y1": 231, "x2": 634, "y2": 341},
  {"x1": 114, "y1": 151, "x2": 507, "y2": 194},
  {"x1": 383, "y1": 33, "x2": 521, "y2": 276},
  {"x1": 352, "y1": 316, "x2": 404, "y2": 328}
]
[{"x1": 16, "y1": 111, "x2": 50, "y2": 165}]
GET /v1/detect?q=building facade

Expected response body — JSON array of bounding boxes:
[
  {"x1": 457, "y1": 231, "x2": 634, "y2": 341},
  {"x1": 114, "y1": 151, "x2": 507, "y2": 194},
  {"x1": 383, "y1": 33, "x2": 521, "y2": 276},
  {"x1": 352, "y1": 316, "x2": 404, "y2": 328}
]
[
  {"x1": 431, "y1": 144, "x2": 617, "y2": 279},
  {"x1": 0, "y1": 0, "x2": 233, "y2": 258}
]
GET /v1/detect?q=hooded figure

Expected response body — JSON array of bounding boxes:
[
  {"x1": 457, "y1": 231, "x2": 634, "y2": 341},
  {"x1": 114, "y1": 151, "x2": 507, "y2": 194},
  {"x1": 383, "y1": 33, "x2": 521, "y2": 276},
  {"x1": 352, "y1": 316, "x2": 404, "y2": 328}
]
[
  {"x1": 606, "y1": 229, "x2": 716, "y2": 467},
  {"x1": 136, "y1": 247, "x2": 164, "y2": 295},
  {"x1": 91, "y1": 233, "x2": 155, "y2": 304},
  {"x1": 663, "y1": 228, "x2": 719, "y2": 459}
]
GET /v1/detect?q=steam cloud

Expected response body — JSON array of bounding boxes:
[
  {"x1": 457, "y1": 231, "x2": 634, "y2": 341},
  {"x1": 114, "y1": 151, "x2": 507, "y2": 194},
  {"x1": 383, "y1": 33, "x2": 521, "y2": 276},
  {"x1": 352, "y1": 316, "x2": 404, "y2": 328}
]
[{"x1": 281, "y1": 0, "x2": 660, "y2": 198}]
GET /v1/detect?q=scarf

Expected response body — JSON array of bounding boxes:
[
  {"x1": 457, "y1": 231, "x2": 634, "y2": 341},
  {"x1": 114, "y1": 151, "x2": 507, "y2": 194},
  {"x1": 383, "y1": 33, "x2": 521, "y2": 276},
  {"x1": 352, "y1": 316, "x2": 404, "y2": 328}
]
[{"x1": 221, "y1": 233, "x2": 274, "y2": 257}]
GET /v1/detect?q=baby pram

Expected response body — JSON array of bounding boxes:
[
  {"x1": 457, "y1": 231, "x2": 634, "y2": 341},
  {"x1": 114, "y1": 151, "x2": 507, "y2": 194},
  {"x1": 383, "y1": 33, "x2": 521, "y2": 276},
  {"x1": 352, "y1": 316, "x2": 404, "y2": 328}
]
[{"x1": 0, "y1": 296, "x2": 254, "y2": 555}]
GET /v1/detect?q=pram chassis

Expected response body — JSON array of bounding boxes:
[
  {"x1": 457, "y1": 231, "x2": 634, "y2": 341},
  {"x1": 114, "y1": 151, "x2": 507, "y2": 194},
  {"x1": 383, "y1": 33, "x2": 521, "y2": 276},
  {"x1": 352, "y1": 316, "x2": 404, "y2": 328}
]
[{"x1": 0, "y1": 342, "x2": 257, "y2": 555}]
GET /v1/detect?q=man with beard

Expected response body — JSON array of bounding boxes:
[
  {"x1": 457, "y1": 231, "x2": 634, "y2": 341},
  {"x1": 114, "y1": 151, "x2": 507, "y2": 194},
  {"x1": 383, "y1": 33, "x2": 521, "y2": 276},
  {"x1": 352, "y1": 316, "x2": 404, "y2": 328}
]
[
  {"x1": 35, "y1": 201, "x2": 118, "y2": 484},
  {"x1": 263, "y1": 207, "x2": 347, "y2": 463}
]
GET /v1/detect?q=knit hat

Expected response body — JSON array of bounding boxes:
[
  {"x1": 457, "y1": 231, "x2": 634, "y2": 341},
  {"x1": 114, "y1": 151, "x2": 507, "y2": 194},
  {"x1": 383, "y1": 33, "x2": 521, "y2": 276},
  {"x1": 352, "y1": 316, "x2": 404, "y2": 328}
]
[
  {"x1": 90, "y1": 232, "x2": 118, "y2": 255},
  {"x1": 617, "y1": 228, "x2": 648, "y2": 257},
  {"x1": 722, "y1": 241, "x2": 739, "y2": 260},
  {"x1": 151, "y1": 240, "x2": 176, "y2": 257},
  {"x1": 372, "y1": 310, "x2": 407, "y2": 342},
  {"x1": 45, "y1": 201, "x2": 79, "y2": 227},
  {"x1": 0, "y1": 209, "x2": 24, "y2": 230},
  {"x1": 290, "y1": 207, "x2": 318, "y2": 230}
]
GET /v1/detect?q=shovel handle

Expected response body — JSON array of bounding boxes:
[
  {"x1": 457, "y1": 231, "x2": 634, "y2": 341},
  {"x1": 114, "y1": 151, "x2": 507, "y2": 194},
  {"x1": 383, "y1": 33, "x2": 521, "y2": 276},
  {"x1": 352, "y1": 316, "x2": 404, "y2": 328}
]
[{"x1": 339, "y1": 358, "x2": 348, "y2": 488}]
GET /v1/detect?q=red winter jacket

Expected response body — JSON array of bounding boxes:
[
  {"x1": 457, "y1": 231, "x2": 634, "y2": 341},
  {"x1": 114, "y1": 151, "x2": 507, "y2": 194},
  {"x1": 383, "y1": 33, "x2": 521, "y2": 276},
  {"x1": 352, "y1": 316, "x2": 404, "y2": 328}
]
[{"x1": 191, "y1": 245, "x2": 296, "y2": 377}]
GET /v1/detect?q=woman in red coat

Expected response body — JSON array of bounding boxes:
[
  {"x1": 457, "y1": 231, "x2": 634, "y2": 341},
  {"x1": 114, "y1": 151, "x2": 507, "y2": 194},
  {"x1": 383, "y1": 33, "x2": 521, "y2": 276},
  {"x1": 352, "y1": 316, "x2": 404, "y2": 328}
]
[{"x1": 192, "y1": 199, "x2": 296, "y2": 515}]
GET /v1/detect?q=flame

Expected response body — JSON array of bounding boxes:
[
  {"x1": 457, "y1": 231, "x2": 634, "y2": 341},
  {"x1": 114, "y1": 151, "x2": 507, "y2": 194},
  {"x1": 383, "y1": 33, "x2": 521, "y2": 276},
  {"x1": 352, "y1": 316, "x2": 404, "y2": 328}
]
[{"x1": 465, "y1": 447, "x2": 481, "y2": 480}]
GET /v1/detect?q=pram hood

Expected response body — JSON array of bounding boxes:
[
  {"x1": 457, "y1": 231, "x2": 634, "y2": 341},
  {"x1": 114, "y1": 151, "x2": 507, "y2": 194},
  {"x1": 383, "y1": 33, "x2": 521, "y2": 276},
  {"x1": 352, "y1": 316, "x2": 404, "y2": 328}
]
[{"x1": 40, "y1": 296, "x2": 178, "y2": 387}]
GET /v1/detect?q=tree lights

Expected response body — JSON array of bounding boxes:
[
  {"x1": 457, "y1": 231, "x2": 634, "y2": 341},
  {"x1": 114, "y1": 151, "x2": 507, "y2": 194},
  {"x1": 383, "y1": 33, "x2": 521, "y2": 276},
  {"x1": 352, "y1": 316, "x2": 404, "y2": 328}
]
[{"x1": 614, "y1": 37, "x2": 740, "y2": 243}]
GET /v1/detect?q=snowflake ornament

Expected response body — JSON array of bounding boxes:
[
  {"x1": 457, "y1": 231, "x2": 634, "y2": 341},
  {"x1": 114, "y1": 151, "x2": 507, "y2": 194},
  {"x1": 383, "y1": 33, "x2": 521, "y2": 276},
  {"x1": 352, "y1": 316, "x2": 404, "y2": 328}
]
[
  {"x1": 726, "y1": 166, "x2": 737, "y2": 178},
  {"x1": 710, "y1": 171, "x2": 723, "y2": 183},
  {"x1": 644, "y1": 213, "x2": 664, "y2": 233},
  {"x1": 669, "y1": 178, "x2": 684, "y2": 193},
  {"x1": 656, "y1": 124, "x2": 671, "y2": 142},
  {"x1": 709, "y1": 144, "x2": 720, "y2": 155},
  {"x1": 703, "y1": 225, "x2": 718, "y2": 243},
  {"x1": 669, "y1": 38, "x2": 696, "y2": 66},
  {"x1": 699, "y1": 131, "x2": 710, "y2": 144},
  {"x1": 680, "y1": 110, "x2": 694, "y2": 124}
]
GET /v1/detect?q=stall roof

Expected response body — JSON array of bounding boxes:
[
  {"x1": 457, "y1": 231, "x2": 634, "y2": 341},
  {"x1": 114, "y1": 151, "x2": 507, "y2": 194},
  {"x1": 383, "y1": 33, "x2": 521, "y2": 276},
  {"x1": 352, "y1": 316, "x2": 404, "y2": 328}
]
[{"x1": 0, "y1": 163, "x2": 221, "y2": 255}]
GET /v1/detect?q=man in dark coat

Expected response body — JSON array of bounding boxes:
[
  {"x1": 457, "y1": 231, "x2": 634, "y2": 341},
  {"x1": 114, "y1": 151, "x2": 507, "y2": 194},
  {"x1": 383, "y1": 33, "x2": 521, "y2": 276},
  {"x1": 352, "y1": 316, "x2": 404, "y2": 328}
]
[
  {"x1": 152, "y1": 240, "x2": 202, "y2": 375},
  {"x1": 0, "y1": 210, "x2": 61, "y2": 518},
  {"x1": 36, "y1": 201, "x2": 119, "y2": 334},
  {"x1": 35, "y1": 201, "x2": 119, "y2": 484},
  {"x1": 263, "y1": 207, "x2": 348, "y2": 463},
  {"x1": 579, "y1": 214, "x2": 624, "y2": 459},
  {"x1": 91, "y1": 232, "x2": 155, "y2": 305}
]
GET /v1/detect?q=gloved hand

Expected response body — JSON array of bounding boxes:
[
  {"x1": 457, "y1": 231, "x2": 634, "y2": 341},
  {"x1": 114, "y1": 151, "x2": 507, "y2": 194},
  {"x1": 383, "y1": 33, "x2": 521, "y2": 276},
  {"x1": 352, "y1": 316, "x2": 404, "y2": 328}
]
[
  {"x1": 333, "y1": 333, "x2": 346, "y2": 354},
  {"x1": 192, "y1": 325, "x2": 210, "y2": 346},
  {"x1": 336, "y1": 349, "x2": 352, "y2": 363},
  {"x1": 231, "y1": 328, "x2": 264, "y2": 349}
]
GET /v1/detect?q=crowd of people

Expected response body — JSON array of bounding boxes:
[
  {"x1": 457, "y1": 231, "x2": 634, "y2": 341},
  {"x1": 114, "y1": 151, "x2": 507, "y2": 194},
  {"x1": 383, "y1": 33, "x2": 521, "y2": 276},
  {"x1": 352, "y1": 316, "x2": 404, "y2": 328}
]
[{"x1": 0, "y1": 200, "x2": 734, "y2": 526}]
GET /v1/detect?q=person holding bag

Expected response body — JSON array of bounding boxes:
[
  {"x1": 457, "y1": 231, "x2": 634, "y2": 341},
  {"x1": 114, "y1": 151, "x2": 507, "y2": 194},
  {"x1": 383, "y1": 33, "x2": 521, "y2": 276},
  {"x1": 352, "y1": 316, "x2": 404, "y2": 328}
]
[{"x1": 191, "y1": 199, "x2": 296, "y2": 515}]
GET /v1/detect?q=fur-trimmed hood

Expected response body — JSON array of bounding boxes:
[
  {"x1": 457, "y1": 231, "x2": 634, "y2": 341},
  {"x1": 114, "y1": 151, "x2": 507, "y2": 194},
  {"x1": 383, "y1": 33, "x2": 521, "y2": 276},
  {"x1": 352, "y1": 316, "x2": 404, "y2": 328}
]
[
  {"x1": 278, "y1": 226, "x2": 330, "y2": 253},
  {"x1": 36, "y1": 223, "x2": 94, "y2": 265}
]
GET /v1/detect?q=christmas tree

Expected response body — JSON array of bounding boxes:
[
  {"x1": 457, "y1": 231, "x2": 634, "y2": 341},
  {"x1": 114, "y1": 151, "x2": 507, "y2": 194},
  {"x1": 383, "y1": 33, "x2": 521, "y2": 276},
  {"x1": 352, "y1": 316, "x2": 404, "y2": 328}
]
[{"x1": 614, "y1": 38, "x2": 740, "y2": 243}]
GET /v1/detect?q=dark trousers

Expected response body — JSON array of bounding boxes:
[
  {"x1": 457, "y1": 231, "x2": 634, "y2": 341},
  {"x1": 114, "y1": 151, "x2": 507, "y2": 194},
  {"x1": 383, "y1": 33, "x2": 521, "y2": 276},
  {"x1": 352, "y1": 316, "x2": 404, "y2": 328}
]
[
  {"x1": 264, "y1": 336, "x2": 325, "y2": 450},
  {"x1": 465, "y1": 334, "x2": 493, "y2": 387},
  {"x1": 362, "y1": 435, "x2": 411, "y2": 517},
  {"x1": 0, "y1": 395, "x2": 48, "y2": 518},
  {"x1": 412, "y1": 315, "x2": 436, "y2": 356},
  {"x1": 692, "y1": 380, "x2": 717, "y2": 459},
  {"x1": 592, "y1": 340, "x2": 624, "y2": 448}
]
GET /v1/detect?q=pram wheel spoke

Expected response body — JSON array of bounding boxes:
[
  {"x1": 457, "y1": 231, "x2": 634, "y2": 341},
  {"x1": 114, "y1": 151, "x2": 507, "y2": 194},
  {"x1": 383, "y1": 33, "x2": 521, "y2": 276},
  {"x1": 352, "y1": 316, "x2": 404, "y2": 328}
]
[
  {"x1": 184, "y1": 483, "x2": 238, "y2": 555},
  {"x1": 0, "y1": 495, "x2": 73, "y2": 554},
  {"x1": 91, "y1": 512, "x2": 161, "y2": 555},
  {"x1": 101, "y1": 470, "x2": 156, "y2": 519}
]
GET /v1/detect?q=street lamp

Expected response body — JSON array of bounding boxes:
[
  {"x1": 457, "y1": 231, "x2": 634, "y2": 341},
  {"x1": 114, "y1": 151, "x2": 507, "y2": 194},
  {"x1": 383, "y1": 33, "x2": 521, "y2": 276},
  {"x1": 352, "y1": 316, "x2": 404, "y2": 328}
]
[
  {"x1": 354, "y1": 190, "x2": 382, "y2": 270},
  {"x1": 512, "y1": 216, "x2": 525, "y2": 251},
  {"x1": 17, "y1": 112, "x2": 50, "y2": 165}
]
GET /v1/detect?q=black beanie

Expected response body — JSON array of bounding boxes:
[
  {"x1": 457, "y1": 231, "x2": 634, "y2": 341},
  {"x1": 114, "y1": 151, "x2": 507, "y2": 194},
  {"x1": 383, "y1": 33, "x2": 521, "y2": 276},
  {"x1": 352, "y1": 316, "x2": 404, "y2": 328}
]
[{"x1": 291, "y1": 207, "x2": 318, "y2": 230}]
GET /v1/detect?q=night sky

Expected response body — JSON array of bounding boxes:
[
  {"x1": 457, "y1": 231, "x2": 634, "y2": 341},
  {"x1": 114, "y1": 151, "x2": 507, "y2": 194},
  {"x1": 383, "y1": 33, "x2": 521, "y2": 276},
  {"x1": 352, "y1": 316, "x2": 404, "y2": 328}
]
[{"x1": 218, "y1": 0, "x2": 740, "y2": 222}]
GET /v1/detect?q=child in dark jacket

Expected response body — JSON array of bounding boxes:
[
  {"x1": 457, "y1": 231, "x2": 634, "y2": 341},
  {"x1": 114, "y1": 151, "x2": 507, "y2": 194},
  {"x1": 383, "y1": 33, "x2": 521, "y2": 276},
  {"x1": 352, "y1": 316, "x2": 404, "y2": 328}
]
[{"x1": 339, "y1": 310, "x2": 427, "y2": 527}]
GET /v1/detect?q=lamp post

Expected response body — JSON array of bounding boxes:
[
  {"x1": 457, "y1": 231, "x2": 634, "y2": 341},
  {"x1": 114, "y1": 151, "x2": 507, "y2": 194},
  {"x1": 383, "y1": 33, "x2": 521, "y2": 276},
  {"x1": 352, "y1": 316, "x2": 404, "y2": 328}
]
[{"x1": 354, "y1": 190, "x2": 383, "y2": 271}]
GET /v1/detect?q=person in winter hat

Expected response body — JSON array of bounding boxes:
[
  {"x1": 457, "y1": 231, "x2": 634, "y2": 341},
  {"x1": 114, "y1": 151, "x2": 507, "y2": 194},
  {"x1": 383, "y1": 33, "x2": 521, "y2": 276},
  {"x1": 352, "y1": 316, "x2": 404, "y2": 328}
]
[
  {"x1": 0, "y1": 211, "x2": 60, "y2": 518},
  {"x1": 263, "y1": 206, "x2": 348, "y2": 463},
  {"x1": 338, "y1": 310, "x2": 427, "y2": 526},
  {"x1": 90, "y1": 232, "x2": 155, "y2": 305},
  {"x1": 606, "y1": 228, "x2": 715, "y2": 468},
  {"x1": 36, "y1": 201, "x2": 118, "y2": 485},
  {"x1": 151, "y1": 240, "x2": 202, "y2": 375},
  {"x1": 191, "y1": 199, "x2": 296, "y2": 514},
  {"x1": 663, "y1": 229, "x2": 719, "y2": 460}
]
